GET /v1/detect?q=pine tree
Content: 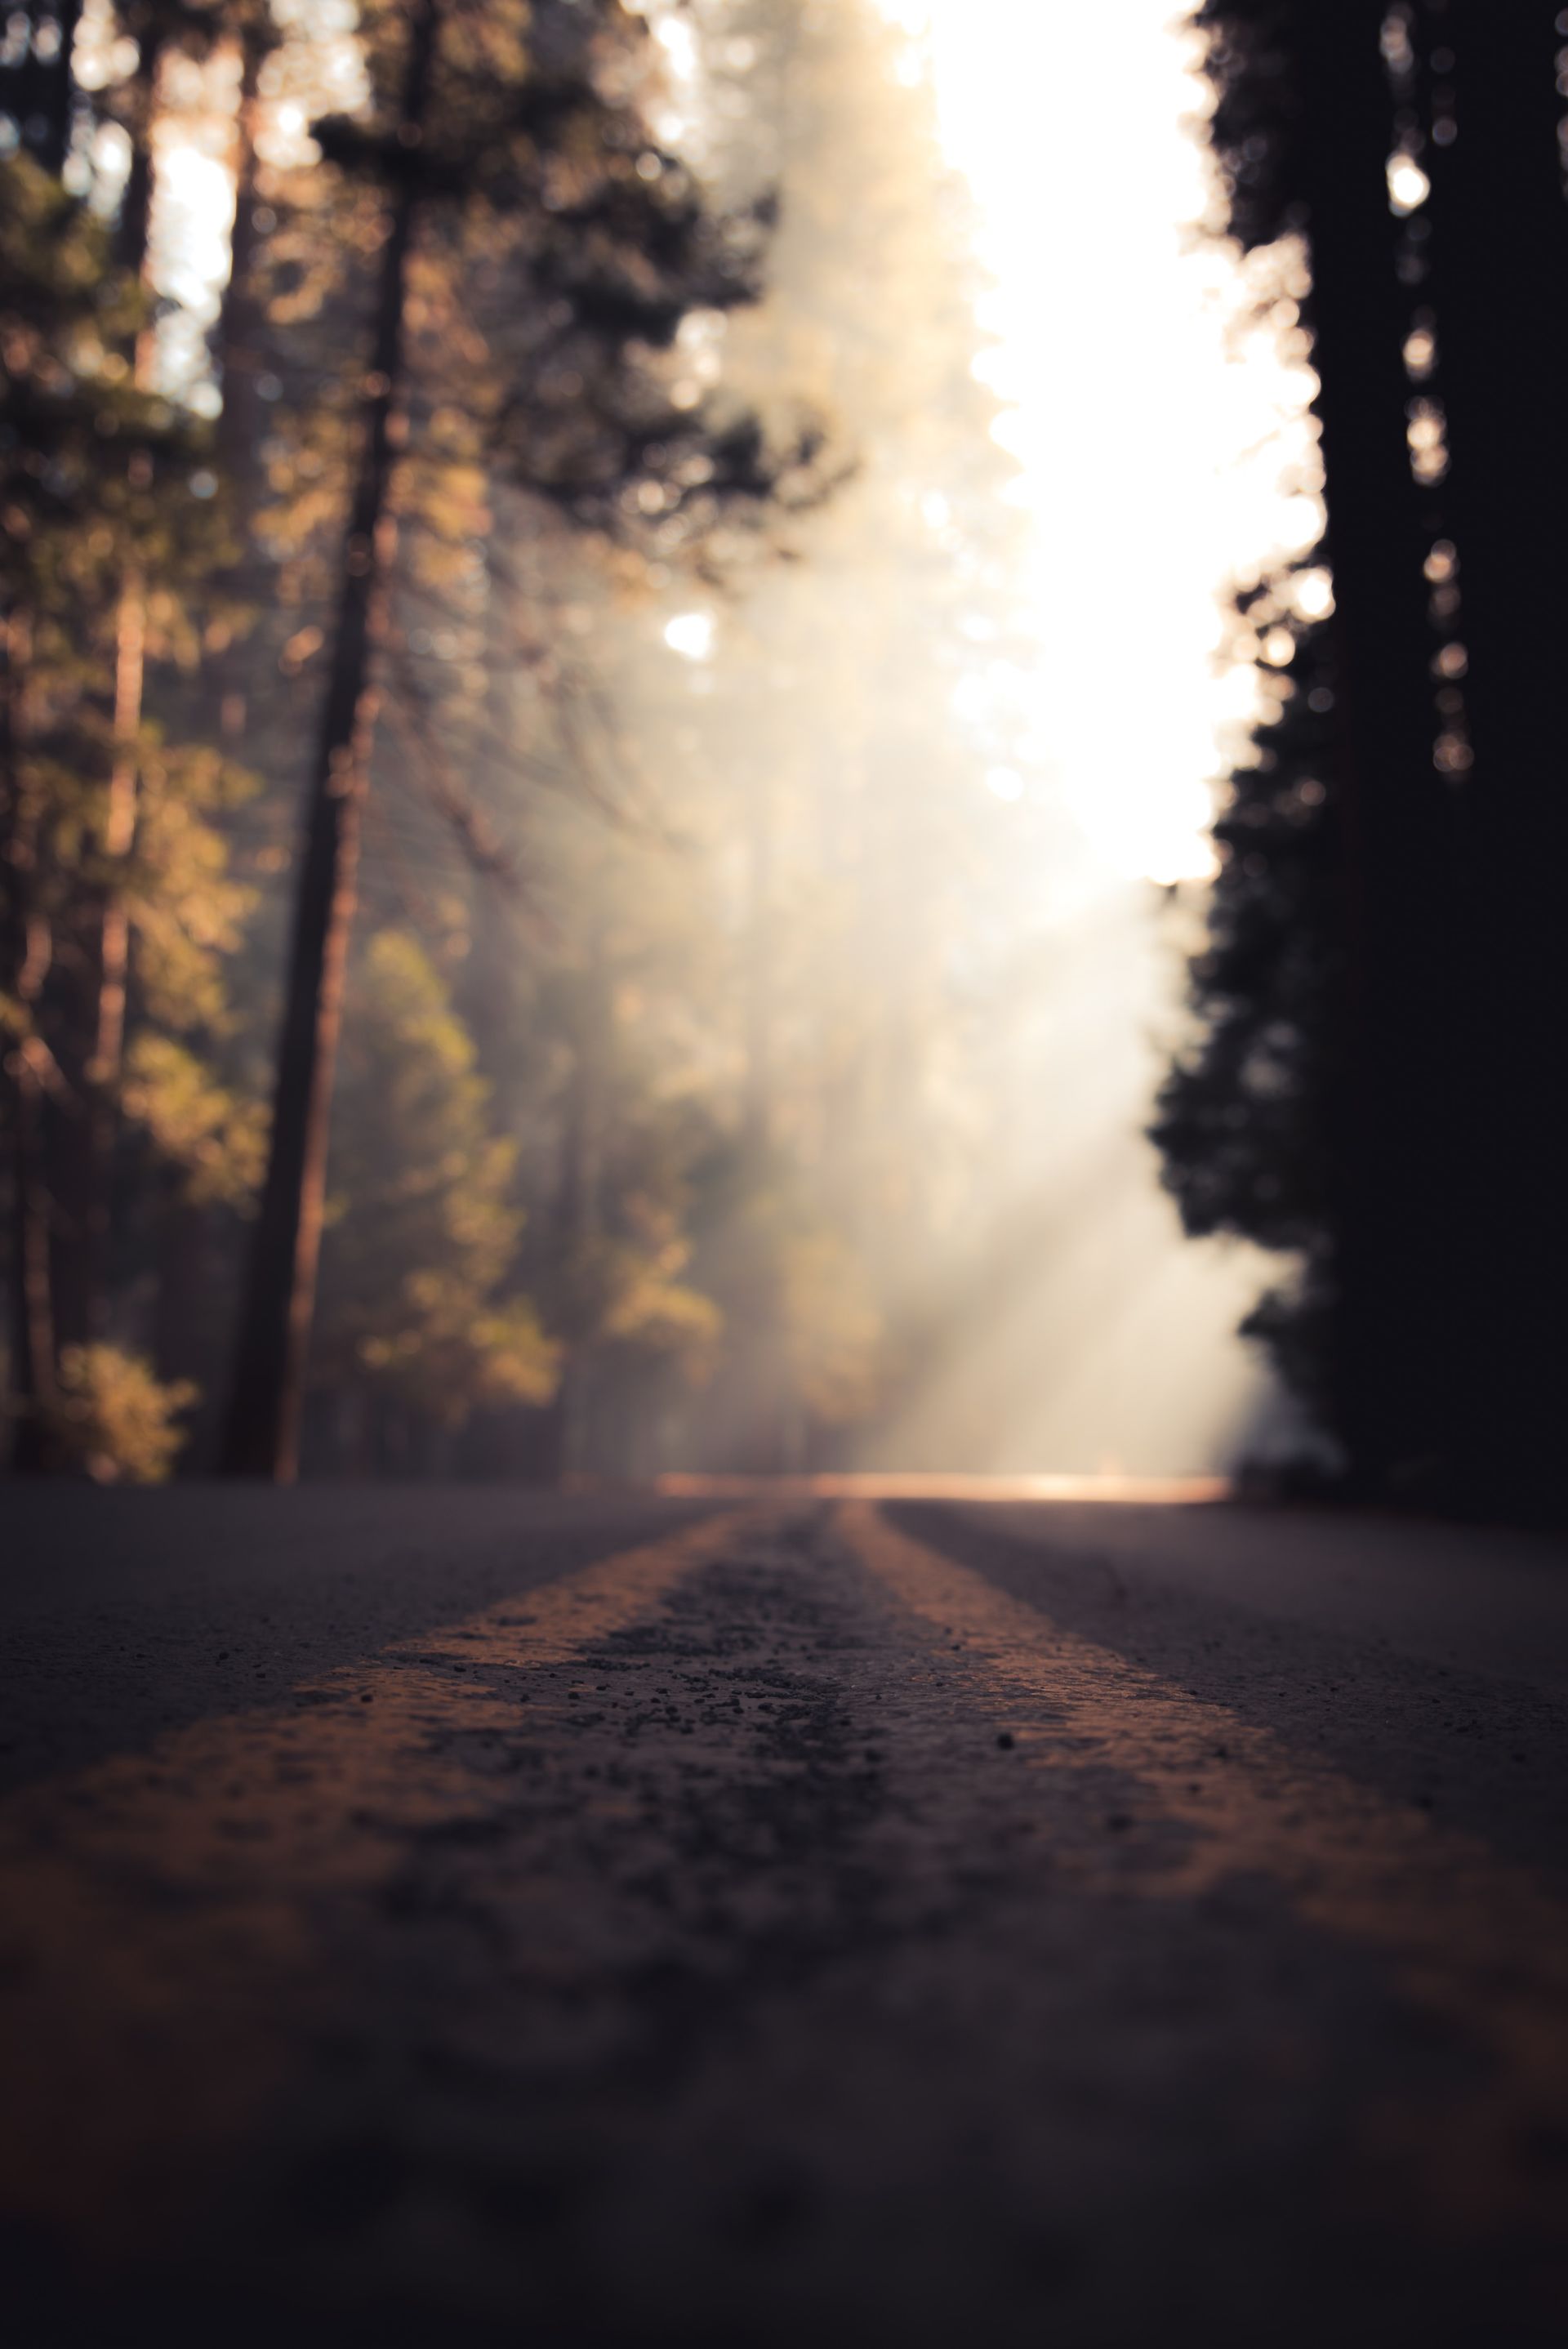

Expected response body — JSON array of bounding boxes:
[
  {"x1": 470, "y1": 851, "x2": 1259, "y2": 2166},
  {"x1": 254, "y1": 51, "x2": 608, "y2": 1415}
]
[
  {"x1": 220, "y1": 0, "x2": 813, "y2": 1479},
  {"x1": 1152, "y1": 579, "x2": 1343, "y2": 1433},
  {"x1": 1167, "y1": 1, "x2": 1467, "y2": 1497},
  {"x1": 308, "y1": 925, "x2": 555, "y2": 1472},
  {"x1": 1418, "y1": 2, "x2": 1568, "y2": 1518},
  {"x1": 0, "y1": 14, "x2": 253, "y2": 1475},
  {"x1": 1166, "y1": 0, "x2": 1568, "y2": 1517}
]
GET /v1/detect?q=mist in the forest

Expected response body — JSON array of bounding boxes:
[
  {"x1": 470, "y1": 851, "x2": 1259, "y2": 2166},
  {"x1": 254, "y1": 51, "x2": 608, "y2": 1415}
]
[
  {"x1": 1, "y1": 0, "x2": 1315, "y2": 1483},
  {"x1": 400, "y1": 0, "x2": 1308, "y2": 1482}
]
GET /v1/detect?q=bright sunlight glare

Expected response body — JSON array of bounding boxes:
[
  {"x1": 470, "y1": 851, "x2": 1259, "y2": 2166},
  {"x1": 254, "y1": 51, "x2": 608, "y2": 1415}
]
[
  {"x1": 857, "y1": 0, "x2": 1321, "y2": 1473},
  {"x1": 142, "y1": 0, "x2": 1315, "y2": 1478},
  {"x1": 889, "y1": 0, "x2": 1320, "y2": 889},
  {"x1": 664, "y1": 611, "x2": 715, "y2": 660}
]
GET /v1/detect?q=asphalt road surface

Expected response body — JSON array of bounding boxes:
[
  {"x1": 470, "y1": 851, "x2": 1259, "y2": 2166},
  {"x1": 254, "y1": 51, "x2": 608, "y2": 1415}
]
[{"x1": 2, "y1": 1484, "x2": 1567, "y2": 2347}]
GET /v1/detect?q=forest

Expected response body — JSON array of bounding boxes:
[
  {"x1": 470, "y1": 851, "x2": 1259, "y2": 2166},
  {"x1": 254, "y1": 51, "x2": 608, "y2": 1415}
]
[
  {"x1": 1, "y1": 0, "x2": 1058, "y2": 1488},
  {"x1": 2, "y1": 0, "x2": 1566, "y2": 1524},
  {"x1": 9, "y1": 15, "x2": 1568, "y2": 2345},
  {"x1": 1154, "y1": 0, "x2": 1568, "y2": 1523}
]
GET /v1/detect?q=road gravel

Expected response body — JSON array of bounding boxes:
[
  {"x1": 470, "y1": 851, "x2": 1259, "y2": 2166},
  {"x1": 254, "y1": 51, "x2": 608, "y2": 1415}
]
[{"x1": 2, "y1": 1487, "x2": 1566, "y2": 2347}]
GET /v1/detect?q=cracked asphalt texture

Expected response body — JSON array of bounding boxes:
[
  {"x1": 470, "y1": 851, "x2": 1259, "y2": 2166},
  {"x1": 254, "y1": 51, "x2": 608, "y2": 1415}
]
[{"x1": 2, "y1": 1487, "x2": 1566, "y2": 2348}]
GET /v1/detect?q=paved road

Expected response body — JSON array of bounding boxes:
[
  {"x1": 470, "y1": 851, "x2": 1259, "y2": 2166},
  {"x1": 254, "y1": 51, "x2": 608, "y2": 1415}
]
[{"x1": 2, "y1": 1487, "x2": 1567, "y2": 2347}]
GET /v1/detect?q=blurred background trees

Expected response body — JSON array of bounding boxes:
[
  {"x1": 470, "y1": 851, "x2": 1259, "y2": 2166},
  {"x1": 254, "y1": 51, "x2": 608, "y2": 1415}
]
[
  {"x1": 7, "y1": 0, "x2": 1567, "y2": 1522},
  {"x1": 0, "y1": 0, "x2": 1036, "y2": 1485}
]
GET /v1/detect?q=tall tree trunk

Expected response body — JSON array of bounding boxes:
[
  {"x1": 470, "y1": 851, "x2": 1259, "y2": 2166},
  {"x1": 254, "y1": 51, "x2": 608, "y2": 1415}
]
[
  {"x1": 112, "y1": 21, "x2": 162, "y2": 286},
  {"x1": 91, "y1": 557, "x2": 145, "y2": 1088},
  {"x1": 38, "y1": 0, "x2": 82, "y2": 177},
  {"x1": 215, "y1": 27, "x2": 267, "y2": 531},
  {"x1": 0, "y1": 3, "x2": 79, "y2": 174},
  {"x1": 541, "y1": 963, "x2": 608, "y2": 1486},
  {"x1": 149, "y1": 29, "x2": 272, "y2": 1433},
  {"x1": 1294, "y1": 0, "x2": 1463, "y2": 1496},
  {"x1": 733, "y1": 770, "x2": 787, "y2": 1472},
  {"x1": 742, "y1": 769, "x2": 775, "y2": 1162},
  {"x1": 151, "y1": 1174, "x2": 212, "y2": 1429},
  {"x1": 91, "y1": 10, "x2": 165, "y2": 1094},
  {"x1": 7, "y1": 2, "x2": 105, "y2": 1406},
  {"x1": 220, "y1": 0, "x2": 440, "y2": 1479},
  {"x1": 1422, "y1": 4, "x2": 1568, "y2": 1518},
  {"x1": 2, "y1": 608, "x2": 61, "y2": 1470},
  {"x1": 8, "y1": 1047, "x2": 58, "y2": 1469},
  {"x1": 47, "y1": 23, "x2": 165, "y2": 1362}
]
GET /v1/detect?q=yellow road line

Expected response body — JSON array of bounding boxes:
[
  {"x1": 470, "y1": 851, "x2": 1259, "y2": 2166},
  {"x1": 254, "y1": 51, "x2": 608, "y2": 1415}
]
[
  {"x1": 0, "y1": 1508, "x2": 757, "y2": 2240},
  {"x1": 840, "y1": 1500, "x2": 1568, "y2": 2239}
]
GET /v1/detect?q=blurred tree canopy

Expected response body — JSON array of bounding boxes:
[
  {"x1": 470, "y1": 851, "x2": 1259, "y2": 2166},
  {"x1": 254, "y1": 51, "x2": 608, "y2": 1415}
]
[{"x1": 2, "y1": 0, "x2": 1023, "y2": 1486}]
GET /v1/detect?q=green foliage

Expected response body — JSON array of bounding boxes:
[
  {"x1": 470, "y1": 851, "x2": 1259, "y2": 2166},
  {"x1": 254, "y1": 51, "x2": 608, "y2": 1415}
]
[
  {"x1": 0, "y1": 154, "x2": 234, "y2": 617},
  {"x1": 550, "y1": 1225, "x2": 724, "y2": 1380},
  {"x1": 601, "y1": 1241, "x2": 723, "y2": 1372},
  {"x1": 51, "y1": 1343, "x2": 197, "y2": 1482},
  {"x1": 0, "y1": 130, "x2": 261, "y2": 1438},
  {"x1": 124, "y1": 739, "x2": 256, "y2": 1030},
  {"x1": 121, "y1": 1032, "x2": 266, "y2": 1208},
  {"x1": 314, "y1": 929, "x2": 557, "y2": 1427},
  {"x1": 2, "y1": 0, "x2": 980, "y2": 1483}
]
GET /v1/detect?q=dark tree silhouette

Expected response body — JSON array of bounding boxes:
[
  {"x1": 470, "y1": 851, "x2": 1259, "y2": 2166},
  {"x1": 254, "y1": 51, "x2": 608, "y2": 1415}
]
[
  {"x1": 1167, "y1": 0, "x2": 1568, "y2": 1518},
  {"x1": 0, "y1": 2, "x2": 83, "y2": 176},
  {"x1": 218, "y1": 0, "x2": 443, "y2": 1481},
  {"x1": 1, "y1": 20, "x2": 234, "y2": 1474},
  {"x1": 1419, "y1": 3, "x2": 1568, "y2": 1520},
  {"x1": 1152, "y1": 589, "x2": 1343, "y2": 1433}
]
